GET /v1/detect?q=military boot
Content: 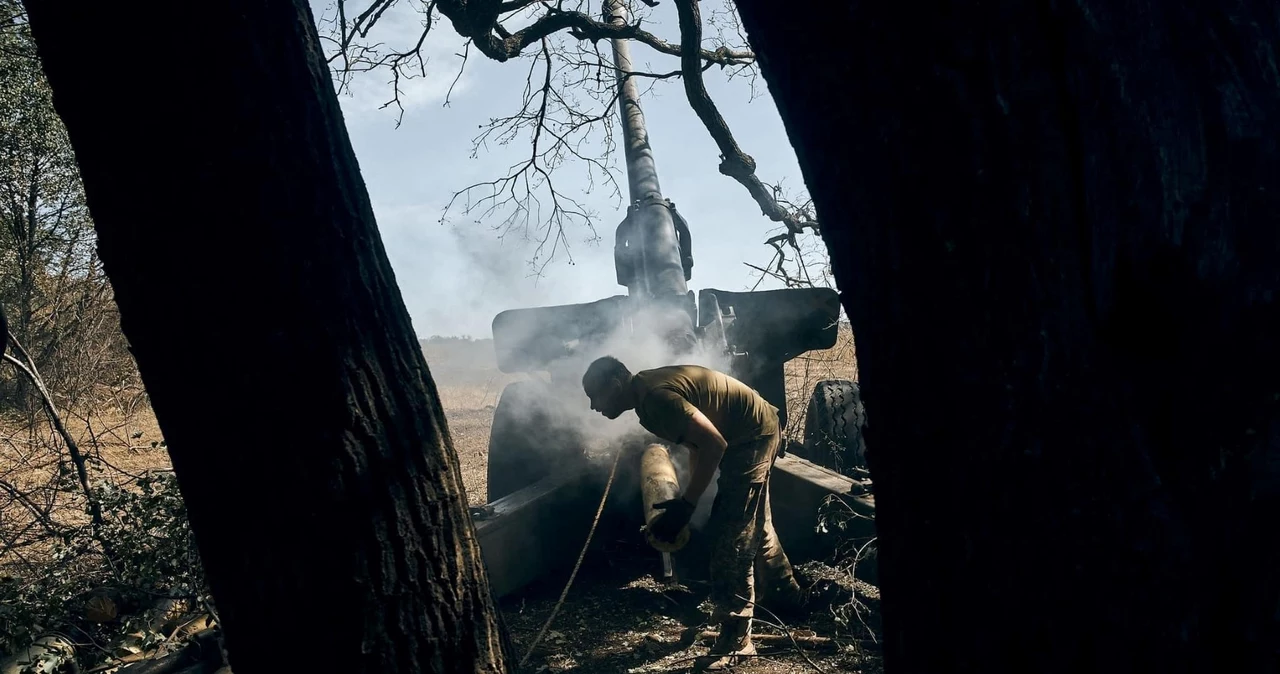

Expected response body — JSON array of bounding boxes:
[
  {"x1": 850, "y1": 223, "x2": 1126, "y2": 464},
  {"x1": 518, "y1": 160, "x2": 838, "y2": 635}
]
[
  {"x1": 754, "y1": 528, "x2": 809, "y2": 621},
  {"x1": 762, "y1": 580, "x2": 812, "y2": 622},
  {"x1": 755, "y1": 562, "x2": 811, "y2": 622},
  {"x1": 695, "y1": 617, "x2": 756, "y2": 672}
]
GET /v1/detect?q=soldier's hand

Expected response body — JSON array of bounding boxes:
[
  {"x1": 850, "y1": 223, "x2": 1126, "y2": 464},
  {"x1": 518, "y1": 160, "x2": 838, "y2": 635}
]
[{"x1": 648, "y1": 497, "x2": 696, "y2": 543}]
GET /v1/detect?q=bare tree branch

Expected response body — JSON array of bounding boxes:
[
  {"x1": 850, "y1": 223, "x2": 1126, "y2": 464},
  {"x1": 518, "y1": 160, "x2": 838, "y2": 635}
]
[
  {"x1": 432, "y1": 0, "x2": 753, "y2": 65},
  {"x1": 320, "y1": 1, "x2": 828, "y2": 273},
  {"x1": 3, "y1": 332, "x2": 113, "y2": 561},
  {"x1": 323, "y1": 0, "x2": 440, "y2": 127},
  {"x1": 332, "y1": 0, "x2": 752, "y2": 68},
  {"x1": 0, "y1": 476, "x2": 61, "y2": 538},
  {"x1": 440, "y1": 37, "x2": 622, "y2": 273},
  {"x1": 444, "y1": 38, "x2": 472, "y2": 106},
  {"x1": 672, "y1": 0, "x2": 815, "y2": 236}
]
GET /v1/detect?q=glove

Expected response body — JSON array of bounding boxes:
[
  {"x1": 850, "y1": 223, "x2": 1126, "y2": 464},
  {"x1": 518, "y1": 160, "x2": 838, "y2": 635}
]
[{"x1": 647, "y1": 497, "x2": 696, "y2": 544}]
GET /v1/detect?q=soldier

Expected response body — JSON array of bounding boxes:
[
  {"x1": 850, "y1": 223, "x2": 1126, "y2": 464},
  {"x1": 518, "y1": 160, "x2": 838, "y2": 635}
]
[{"x1": 582, "y1": 355, "x2": 807, "y2": 671}]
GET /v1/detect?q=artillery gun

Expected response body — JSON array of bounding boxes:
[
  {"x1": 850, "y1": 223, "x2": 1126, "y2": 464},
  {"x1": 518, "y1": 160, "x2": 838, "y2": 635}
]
[{"x1": 472, "y1": 0, "x2": 873, "y2": 597}]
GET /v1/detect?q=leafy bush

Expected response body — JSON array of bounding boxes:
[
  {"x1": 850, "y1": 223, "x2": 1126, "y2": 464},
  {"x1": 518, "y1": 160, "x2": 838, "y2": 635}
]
[{"x1": 0, "y1": 468, "x2": 208, "y2": 669}]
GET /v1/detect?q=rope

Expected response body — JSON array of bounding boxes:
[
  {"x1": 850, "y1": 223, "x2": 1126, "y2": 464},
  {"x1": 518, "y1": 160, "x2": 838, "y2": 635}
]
[{"x1": 518, "y1": 450, "x2": 623, "y2": 668}]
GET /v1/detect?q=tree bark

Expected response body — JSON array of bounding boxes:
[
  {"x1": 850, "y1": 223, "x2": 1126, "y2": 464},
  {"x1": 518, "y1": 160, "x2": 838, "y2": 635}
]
[
  {"x1": 732, "y1": 1, "x2": 1280, "y2": 673},
  {"x1": 23, "y1": 2, "x2": 512, "y2": 673}
]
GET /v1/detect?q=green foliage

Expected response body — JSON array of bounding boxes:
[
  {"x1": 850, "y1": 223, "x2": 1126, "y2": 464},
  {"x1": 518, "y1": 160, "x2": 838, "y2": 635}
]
[
  {"x1": 0, "y1": 470, "x2": 207, "y2": 667},
  {"x1": 96, "y1": 472, "x2": 205, "y2": 603}
]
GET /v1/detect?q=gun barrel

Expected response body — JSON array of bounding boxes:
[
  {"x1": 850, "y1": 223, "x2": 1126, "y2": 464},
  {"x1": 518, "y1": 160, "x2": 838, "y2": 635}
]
[
  {"x1": 605, "y1": 0, "x2": 690, "y2": 306},
  {"x1": 606, "y1": 0, "x2": 661, "y2": 205}
]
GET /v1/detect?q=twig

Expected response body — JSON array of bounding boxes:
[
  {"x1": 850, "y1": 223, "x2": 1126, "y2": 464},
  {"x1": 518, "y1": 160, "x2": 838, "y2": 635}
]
[
  {"x1": 696, "y1": 630, "x2": 834, "y2": 646},
  {"x1": 845, "y1": 537, "x2": 879, "y2": 644},
  {"x1": 0, "y1": 477, "x2": 61, "y2": 537},
  {"x1": 443, "y1": 38, "x2": 471, "y2": 106},
  {"x1": 64, "y1": 624, "x2": 115, "y2": 659},
  {"x1": 441, "y1": 36, "x2": 622, "y2": 273},
  {"x1": 743, "y1": 261, "x2": 795, "y2": 284},
  {"x1": 328, "y1": 0, "x2": 440, "y2": 126},
  {"x1": 655, "y1": 589, "x2": 681, "y2": 607},
  {"x1": 662, "y1": 651, "x2": 790, "y2": 667},
  {"x1": 734, "y1": 593, "x2": 830, "y2": 674}
]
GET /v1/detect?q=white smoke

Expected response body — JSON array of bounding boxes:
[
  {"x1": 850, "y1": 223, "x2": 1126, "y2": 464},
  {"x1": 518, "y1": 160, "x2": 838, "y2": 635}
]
[{"x1": 563, "y1": 303, "x2": 732, "y2": 530}]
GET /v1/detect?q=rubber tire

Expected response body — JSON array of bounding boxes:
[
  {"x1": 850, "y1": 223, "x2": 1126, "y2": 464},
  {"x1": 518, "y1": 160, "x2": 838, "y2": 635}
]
[
  {"x1": 486, "y1": 380, "x2": 582, "y2": 502},
  {"x1": 800, "y1": 379, "x2": 867, "y2": 476}
]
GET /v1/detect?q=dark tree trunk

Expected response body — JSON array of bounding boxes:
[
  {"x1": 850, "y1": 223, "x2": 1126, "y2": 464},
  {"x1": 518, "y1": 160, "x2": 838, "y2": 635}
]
[
  {"x1": 23, "y1": 2, "x2": 512, "y2": 673},
  {"x1": 733, "y1": 1, "x2": 1280, "y2": 672}
]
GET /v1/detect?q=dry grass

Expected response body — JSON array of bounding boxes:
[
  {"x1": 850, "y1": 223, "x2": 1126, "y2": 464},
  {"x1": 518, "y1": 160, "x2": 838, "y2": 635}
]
[{"x1": 0, "y1": 395, "x2": 169, "y2": 559}]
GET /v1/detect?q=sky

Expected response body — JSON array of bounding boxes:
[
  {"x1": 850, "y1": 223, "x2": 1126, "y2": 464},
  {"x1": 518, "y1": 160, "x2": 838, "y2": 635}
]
[{"x1": 309, "y1": 0, "x2": 813, "y2": 338}]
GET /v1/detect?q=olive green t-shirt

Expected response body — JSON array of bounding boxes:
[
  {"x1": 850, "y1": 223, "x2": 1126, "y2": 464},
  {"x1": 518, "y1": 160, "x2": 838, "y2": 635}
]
[{"x1": 631, "y1": 365, "x2": 778, "y2": 447}]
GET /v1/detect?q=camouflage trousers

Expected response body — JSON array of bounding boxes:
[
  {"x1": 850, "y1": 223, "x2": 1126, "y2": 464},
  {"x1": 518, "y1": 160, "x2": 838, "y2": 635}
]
[{"x1": 706, "y1": 431, "x2": 800, "y2": 624}]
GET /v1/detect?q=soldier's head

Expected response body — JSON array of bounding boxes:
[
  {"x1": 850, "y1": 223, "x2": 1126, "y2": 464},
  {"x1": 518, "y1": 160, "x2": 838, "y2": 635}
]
[{"x1": 582, "y1": 355, "x2": 634, "y2": 420}]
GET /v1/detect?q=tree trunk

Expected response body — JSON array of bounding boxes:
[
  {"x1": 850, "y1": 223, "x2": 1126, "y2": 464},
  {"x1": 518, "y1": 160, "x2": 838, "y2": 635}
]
[
  {"x1": 23, "y1": 2, "x2": 512, "y2": 673},
  {"x1": 733, "y1": 1, "x2": 1280, "y2": 672}
]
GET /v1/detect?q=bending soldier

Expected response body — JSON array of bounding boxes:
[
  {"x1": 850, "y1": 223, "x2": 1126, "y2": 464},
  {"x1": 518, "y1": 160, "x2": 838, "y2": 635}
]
[{"x1": 582, "y1": 356, "x2": 807, "y2": 671}]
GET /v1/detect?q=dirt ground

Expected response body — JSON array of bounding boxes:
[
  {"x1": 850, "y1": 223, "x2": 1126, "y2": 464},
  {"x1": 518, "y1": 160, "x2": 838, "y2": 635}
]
[
  {"x1": 433, "y1": 375, "x2": 521, "y2": 506},
  {"x1": 500, "y1": 535, "x2": 883, "y2": 674}
]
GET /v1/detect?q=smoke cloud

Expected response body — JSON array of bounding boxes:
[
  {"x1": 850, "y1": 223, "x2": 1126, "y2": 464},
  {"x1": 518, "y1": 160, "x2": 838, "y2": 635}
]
[{"x1": 486, "y1": 299, "x2": 737, "y2": 531}]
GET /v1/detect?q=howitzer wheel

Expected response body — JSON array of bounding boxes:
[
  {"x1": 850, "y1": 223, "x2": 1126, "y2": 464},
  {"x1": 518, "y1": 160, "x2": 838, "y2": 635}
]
[
  {"x1": 486, "y1": 380, "x2": 585, "y2": 502},
  {"x1": 799, "y1": 379, "x2": 867, "y2": 476}
]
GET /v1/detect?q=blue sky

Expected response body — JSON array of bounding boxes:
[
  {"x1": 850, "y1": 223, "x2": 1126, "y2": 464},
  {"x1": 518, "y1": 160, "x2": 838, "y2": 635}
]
[{"x1": 310, "y1": 0, "x2": 812, "y2": 338}]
